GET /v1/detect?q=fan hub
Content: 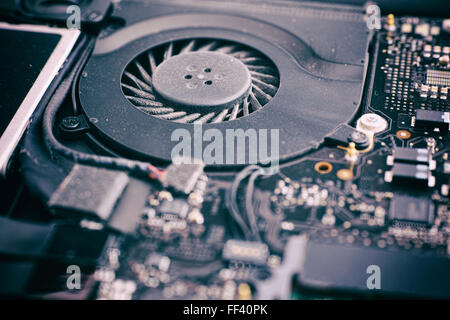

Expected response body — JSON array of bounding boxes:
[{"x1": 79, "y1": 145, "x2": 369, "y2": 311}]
[{"x1": 152, "y1": 51, "x2": 252, "y2": 112}]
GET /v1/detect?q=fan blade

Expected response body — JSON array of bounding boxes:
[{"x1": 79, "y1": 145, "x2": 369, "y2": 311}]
[
  {"x1": 249, "y1": 71, "x2": 279, "y2": 85},
  {"x1": 240, "y1": 57, "x2": 266, "y2": 65},
  {"x1": 229, "y1": 50, "x2": 255, "y2": 59},
  {"x1": 136, "y1": 106, "x2": 174, "y2": 115},
  {"x1": 228, "y1": 103, "x2": 240, "y2": 121},
  {"x1": 134, "y1": 61, "x2": 152, "y2": 86},
  {"x1": 243, "y1": 98, "x2": 250, "y2": 116},
  {"x1": 214, "y1": 45, "x2": 236, "y2": 54},
  {"x1": 194, "y1": 112, "x2": 216, "y2": 124},
  {"x1": 251, "y1": 85, "x2": 271, "y2": 105},
  {"x1": 164, "y1": 42, "x2": 174, "y2": 61},
  {"x1": 155, "y1": 111, "x2": 187, "y2": 120},
  {"x1": 180, "y1": 40, "x2": 196, "y2": 53},
  {"x1": 121, "y1": 83, "x2": 155, "y2": 100},
  {"x1": 248, "y1": 91, "x2": 263, "y2": 110},
  {"x1": 197, "y1": 41, "x2": 218, "y2": 52},
  {"x1": 211, "y1": 109, "x2": 229, "y2": 123},
  {"x1": 148, "y1": 52, "x2": 157, "y2": 74},
  {"x1": 245, "y1": 65, "x2": 276, "y2": 74},
  {"x1": 173, "y1": 113, "x2": 201, "y2": 123},
  {"x1": 125, "y1": 96, "x2": 163, "y2": 107},
  {"x1": 252, "y1": 77, "x2": 278, "y2": 96},
  {"x1": 123, "y1": 71, "x2": 153, "y2": 92}
]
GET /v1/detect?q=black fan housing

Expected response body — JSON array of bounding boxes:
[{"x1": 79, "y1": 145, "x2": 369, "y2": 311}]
[{"x1": 78, "y1": 8, "x2": 370, "y2": 167}]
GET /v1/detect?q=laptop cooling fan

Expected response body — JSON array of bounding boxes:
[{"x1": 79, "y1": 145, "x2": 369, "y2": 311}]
[
  {"x1": 122, "y1": 39, "x2": 280, "y2": 124},
  {"x1": 78, "y1": 1, "x2": 371, "y2": 166}
]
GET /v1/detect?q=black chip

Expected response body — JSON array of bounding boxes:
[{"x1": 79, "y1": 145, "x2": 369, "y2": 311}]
[
  {"x1": 415, "y1": 109, "x2": 450, "y2": 132},
  {"x1": 161, "y1": 161, "x2": 205, "y2": 194},
  {"x1": 389, "y1": 195, "x2": 434, "y2": 224},
  {"x1": 393, "y1": 147, "x2": 429, "y2": 164},
  {"x1": 392, "y1": 162, "x2": 429, "y2": 183},
  {"x1": 158, "y1": 199, "x2": 189, "y2": 218}
]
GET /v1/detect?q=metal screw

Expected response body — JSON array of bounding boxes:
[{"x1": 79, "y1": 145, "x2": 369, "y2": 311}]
[
  {"x1": 62, "y1": 117, "x2": 80, "y2": 130},
  {"x1": 349, "y1": 130, "x2": 369, "y2": 146}
]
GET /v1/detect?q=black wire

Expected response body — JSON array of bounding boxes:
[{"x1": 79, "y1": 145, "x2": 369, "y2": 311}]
[
  {"x1": 42, "y1": 38, "x2": 158, "y2": 178},
  {"x1": 71, "y1": 56, "x2": 83, "y2": 115},
  {"x1": 225, "y1": 165, "x2": 261, "y2": 241},
  {"x1": 245, "y1": 168, "x2": 262, "y2": 242},
  {"x1": 70, "y1": 35, "x2": 94, "y2": 115}
]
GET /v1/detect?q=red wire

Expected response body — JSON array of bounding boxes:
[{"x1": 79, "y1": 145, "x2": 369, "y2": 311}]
[{"x1": 148, "y1": 164, "x2": 164, "y2": 180}]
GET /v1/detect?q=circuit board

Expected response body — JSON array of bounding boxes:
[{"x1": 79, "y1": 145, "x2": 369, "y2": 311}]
[{"x1": 91, "y1": 15, "x2": 450, "y2": 300}]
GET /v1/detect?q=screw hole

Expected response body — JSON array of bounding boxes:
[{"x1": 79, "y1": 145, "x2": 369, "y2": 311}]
[
  {"x1": 314, "y1": 161, "x2": 333, "y2": 174},
  {"x1": 204, "y1": 68, "x2": 211, "y2": 73},
  {"x1": 204, "y1": 80, "x2": 213, "y2": 85},
  {"x1": 184, "y1": 74, "x2": 192, "y2": 79}
]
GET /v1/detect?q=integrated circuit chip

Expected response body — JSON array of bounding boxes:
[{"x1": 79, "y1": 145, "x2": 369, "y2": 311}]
[
  {"x1": 161, "y1": 160, "x2": 205, "y2": 194},
  {"x1": 414, "y1": 109, "x2": 450, "y2": 132},
  {"x1": 389, "y1": 195, "x2": 434, "y2": 225}
]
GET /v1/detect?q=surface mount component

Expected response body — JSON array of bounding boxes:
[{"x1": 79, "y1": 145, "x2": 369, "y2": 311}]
[
  {"x1": 414, "y1": 109, "x2": 450, "y2": 132},
  {"x1": 385, "y1": 162, "x2": 435, "y2": 187},
  {"x1": 161, "y1": 160, "x2": 205, "y2": 194},
  {"x1": 389, "y1": 195, "x2": 434, "y2": 225},
  {"x1": 386, "y1": 147, "x2": 435, "y2": 169}
]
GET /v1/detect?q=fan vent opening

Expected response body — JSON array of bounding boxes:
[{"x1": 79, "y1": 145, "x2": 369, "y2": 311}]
[{"x1": 121, "y1": 38, "x2": 280, "y2": 124}]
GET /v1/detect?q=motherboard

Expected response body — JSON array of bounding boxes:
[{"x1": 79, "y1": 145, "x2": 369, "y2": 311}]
[{"x1": 91, "y1": 15, "x2": 450, "y2": 299}]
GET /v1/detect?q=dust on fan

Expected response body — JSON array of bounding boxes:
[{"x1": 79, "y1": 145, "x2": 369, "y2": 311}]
[{"x1": 121, "y1": 39, "x2": 280, "y2": 124}]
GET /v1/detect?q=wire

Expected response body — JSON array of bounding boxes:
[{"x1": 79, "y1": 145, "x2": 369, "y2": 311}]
[
  {"x1": 41, "y1": 38, "x2": 164, "y2": 180},
  {"x1": 245, "y1": 169, "x2": 262, "y2": 242},
  {"x1": 226, "y1": 165, "x2": 262, "y2": 241},
  {"x1": 148, "y1": 163, "x2": 165, "y2": 180},
  {"x1": 71, "y1": 53, "x2": 84, "y2": 115}
]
